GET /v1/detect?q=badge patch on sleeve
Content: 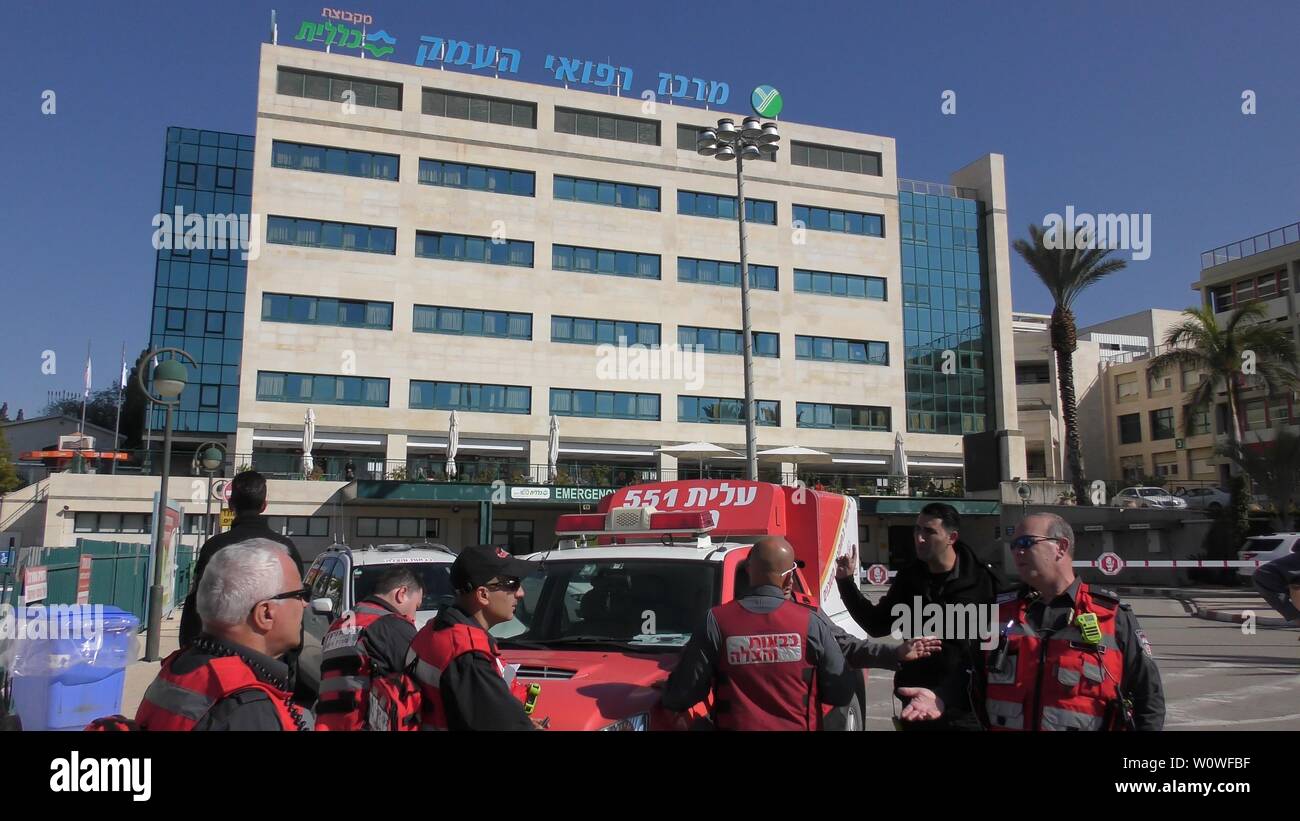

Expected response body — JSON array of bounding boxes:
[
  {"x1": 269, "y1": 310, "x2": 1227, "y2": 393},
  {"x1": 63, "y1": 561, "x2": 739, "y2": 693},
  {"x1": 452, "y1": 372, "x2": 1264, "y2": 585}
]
[
  {"x1": 725, "y1": 633, "x2": 803, "y2": 664},
  {"x1": 1135, "y1": 629, "x2": 1153, "y2": 657}
]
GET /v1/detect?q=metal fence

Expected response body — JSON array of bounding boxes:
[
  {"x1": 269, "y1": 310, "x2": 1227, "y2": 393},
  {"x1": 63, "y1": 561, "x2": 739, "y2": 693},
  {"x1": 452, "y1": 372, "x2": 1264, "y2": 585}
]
[{"x1": 0, "y1": 540, "x2": 193, "y2": 627}]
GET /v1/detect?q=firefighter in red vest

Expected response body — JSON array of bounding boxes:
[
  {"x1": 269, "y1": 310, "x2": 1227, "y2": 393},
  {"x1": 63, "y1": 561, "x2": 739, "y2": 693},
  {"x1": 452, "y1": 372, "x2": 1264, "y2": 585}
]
[
  {"x1": 406, "y1": 545, "x2": 542, "y2": 730},
  {"x1": 899, "y1": 513, "x2": 1165, "y2": 731},
  {"x1": 660, "y1": 536, "x2": 857, "y2": 730},
  {"x1": 316, "y1": 566, "x2": 424, "y2": 731},
  {"x1": 136, "y1": 538, "x2": 313, "y2": 731}
]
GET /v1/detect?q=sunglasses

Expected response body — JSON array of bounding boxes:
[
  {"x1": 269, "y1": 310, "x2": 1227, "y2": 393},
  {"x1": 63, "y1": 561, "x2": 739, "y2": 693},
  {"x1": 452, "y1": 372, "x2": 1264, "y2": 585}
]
[
  {"x1": 484, "y1": 578, "x2": 523, "y2": 593},
  {"x1": 1009, "y1": 535, "x2": 1057, "y2": 552},
  {"x1": 264, "y1": 585, "x2": 313, "y2": 603}
]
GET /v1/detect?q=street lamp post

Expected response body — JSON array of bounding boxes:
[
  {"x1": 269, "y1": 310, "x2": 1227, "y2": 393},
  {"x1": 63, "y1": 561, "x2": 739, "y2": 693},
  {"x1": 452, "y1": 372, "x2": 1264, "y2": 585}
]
[
  {"x1": 138, "y1": 348, "x2": 195, "y2": 662},
  {"x1": 193, "y1": 442, "x2": 227, "y2": 547},
  {"x1": 697, "y1": 117, "x2": 781, "y2": 481}
]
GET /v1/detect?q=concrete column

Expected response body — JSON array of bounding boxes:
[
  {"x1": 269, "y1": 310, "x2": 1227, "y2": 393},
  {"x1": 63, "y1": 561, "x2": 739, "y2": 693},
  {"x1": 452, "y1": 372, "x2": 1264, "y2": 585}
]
[
  {"x1": 952, "y1": 155, "x2": 1027, "y2": 484},
  {"x1": 657, "y1": 452, "x2": 678, "y2": 482},
  {"x1": 385, "y1": 434, "x2": 407, "y2": 473},
  {"x1": 529, "y1": 439, "x2": 549, "y2": 483},
  {"x1": 234, "y1": 426, "x2": 255, "y2": 465},
  {"x1": 780, "y1": 461, "x2": 796, "y2": 486}
]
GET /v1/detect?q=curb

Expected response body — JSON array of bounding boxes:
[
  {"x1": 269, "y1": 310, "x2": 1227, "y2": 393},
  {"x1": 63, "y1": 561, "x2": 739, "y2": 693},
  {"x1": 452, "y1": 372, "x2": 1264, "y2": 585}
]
[
  {"x1": 1112, "y1": 586, "x2": 1259, "y2": 598},
  {"x1": 1178, "y1": 600, "x2": 1291, "y2": 628}
]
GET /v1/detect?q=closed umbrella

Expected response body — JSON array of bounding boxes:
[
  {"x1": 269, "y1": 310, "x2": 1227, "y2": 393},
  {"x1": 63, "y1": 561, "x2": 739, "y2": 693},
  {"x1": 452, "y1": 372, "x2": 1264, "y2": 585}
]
[
  {"x1": 892, "y1": 432, "x2": 909, "y2": 496},
  {"x1": 445, "y1": 410, "x2": 459, "y2": 479},
  {"x1": 301, "y1": 408, "x2": 316, "y2": 476},
  {"x1": 547, "y1": 415, "x2": 560, "y2": 483}
]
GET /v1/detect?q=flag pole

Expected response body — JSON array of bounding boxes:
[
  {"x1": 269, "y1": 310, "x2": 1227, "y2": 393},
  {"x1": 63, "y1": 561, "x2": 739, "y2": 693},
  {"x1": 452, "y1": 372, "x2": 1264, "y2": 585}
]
[
  {"x1": 80, "y1": 341, "x2": 90, "y2": 436},
  {"x1": 112, "y1": 342, "x2": 125, "y2": 474}
]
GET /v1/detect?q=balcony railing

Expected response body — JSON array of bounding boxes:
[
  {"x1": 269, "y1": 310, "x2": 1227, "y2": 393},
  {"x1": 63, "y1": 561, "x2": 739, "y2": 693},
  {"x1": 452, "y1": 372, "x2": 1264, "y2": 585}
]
[
  {"x1": 1201, "y1": 221, "x2": 1300, "y2": 269},
  {"x1": 23, "y1": 450, "x2": 961, "y2": 496}
]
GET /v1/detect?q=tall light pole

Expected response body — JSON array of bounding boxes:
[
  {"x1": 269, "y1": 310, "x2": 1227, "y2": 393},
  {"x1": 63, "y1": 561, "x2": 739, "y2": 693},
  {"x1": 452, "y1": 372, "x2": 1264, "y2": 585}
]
[
  {"x1": 193, "y1": 442, "x2": 226, "y2": 546},
  {"x1": 697, "y1": 115, "x2": 781, "y2": 481},
  {"x1": 139, "y1": 347, "x2": 195, "y2": 661}
]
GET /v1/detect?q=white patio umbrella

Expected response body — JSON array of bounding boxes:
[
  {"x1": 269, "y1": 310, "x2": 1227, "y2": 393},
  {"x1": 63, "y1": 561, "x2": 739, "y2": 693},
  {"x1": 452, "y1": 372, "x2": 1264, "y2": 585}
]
[
  {"x1": 756, "y1": 446, "x2": 831, "y2": 484},
  {"x1": 445, "y1": 410, "x2": 460, "y2": 479},
  {"x1": 301, "y1": 408, "x2": 316, "y2": 476},
  {"x1": 547, "y1": 415, "x2": 560, "y2": 483},
  {"x1": 656, "y1": 441, "x2": 739, "y2": 479},
  {"x1": 892, "y1": 432, "x2": 909, "y2": 496}
]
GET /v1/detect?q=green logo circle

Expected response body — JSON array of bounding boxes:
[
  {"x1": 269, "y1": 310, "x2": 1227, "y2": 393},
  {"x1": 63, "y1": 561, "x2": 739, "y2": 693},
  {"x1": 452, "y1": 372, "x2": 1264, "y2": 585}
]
[{"x1": 751, "y1": 85, "x2": 783, "y2": 118}]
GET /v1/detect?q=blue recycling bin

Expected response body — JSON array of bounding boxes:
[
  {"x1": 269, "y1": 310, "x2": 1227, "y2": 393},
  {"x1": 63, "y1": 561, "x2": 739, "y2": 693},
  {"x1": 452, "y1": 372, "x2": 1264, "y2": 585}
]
[{"x1": 8, "y1": 605, "x2": 140, "y2": 731}]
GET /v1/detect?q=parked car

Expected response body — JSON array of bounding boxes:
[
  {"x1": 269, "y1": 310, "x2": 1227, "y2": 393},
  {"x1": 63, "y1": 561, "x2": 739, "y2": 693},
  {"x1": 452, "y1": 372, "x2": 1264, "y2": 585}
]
[
  {"x1": 1237, "y1": 533, "x2": 1300, "y2": 577},
  {"x1": 297, "y1": 542, "x2": 459, "y2": 698},
  {"x1": 1110, "y1": 486, "x2": 1188, "y2": 509},
  {"x1": 1175, "y1": 486, "x2": 1231, "y2": 512}
]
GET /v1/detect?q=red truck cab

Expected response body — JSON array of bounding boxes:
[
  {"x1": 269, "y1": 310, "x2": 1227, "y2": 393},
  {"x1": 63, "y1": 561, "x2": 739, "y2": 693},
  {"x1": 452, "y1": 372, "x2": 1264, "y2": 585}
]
[{"x1": 493, "y1": 479, "x2": 869, "y2": 730}]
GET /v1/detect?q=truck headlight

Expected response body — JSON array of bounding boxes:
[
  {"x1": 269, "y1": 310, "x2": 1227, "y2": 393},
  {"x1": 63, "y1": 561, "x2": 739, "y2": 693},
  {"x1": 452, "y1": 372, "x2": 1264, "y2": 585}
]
[{"x1": 601, "y1": 712, "x2": 649, "y2": 731}]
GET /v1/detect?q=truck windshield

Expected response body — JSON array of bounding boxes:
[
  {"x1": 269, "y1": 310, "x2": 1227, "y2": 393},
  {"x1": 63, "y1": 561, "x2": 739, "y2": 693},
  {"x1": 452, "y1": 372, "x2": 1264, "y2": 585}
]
[{"x1": 494, "y1": 560, "x2": 719, "y2": 650}]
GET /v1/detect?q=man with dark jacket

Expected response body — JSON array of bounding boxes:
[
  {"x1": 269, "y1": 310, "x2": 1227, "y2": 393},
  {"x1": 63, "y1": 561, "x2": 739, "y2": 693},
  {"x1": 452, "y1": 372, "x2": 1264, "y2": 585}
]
[
  {"x1": 180, "y1": 471, "x2": 304, "y2": 647},
  {"x1": 406, "y1": 545, "x2": 542, "y2": 730},
  {"x1": 835, "y1": 502, "x2": 1008, "y2": 730}
]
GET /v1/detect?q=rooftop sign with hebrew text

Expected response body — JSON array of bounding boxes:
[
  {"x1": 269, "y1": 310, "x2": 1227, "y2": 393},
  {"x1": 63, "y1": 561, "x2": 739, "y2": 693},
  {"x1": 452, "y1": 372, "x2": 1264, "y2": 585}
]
[{"x1": 284, "y1": 20, "x2": 738, "y2": 111}]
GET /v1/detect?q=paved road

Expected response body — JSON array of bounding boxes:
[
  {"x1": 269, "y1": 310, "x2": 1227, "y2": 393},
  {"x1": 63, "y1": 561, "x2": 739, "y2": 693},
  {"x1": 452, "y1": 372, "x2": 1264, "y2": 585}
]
[{"x1": 864, "y1": 596, "x2": 1300, "y2": 731}]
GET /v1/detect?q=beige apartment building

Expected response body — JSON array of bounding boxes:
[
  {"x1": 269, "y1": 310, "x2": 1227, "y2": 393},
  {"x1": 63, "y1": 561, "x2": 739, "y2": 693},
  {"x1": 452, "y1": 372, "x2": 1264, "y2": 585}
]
[
  {"x1": 3, "y1": 40, "x2": 1031, "y2": 563},
  {"x1": 234, "y1": 43, "x2": 1025, "y2": 491}
]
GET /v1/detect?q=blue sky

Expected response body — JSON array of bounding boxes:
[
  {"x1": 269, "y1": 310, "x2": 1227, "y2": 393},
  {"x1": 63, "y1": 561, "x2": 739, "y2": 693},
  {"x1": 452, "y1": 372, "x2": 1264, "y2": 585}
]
[{"x1": 2, "y1": 0, "x2": 1298, "y2": 418}]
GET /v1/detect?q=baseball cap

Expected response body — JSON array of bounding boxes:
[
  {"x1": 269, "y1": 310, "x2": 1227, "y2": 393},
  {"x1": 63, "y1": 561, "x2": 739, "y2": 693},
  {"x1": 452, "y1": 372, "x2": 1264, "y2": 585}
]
[{"x1": 451, "y1": 544, "x2": 535, "y2": 591}]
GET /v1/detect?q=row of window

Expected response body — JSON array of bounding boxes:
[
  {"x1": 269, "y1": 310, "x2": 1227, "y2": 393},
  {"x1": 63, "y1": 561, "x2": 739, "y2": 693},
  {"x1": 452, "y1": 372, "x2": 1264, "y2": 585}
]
[
  {"x1": 678, "y1": 397, "x2": 780, "y2": 426},
  {"x1": 266, "y1": 216, "x2": 396, "y2": 255},
  {"x1": 1118, "y1": 407, "x2": 1211, "y2": 444},
  {"x1": 356, "y1": 517, "x2": 440, "y2": 539},
  {"x1": 414, "y1": 231, "x2": 535, "y2": 267},
  {"x1": 552, "y1": 244, "x2": 661, "y2": 279},
  {"x1": 554, "y1": 175, "x2": 660, "y2": 211},
  {"x1": 278, "y1": 69, "x2": 881, "y2": 176},
  {"x1": 795, "y1": 335, "x2": 889, "y2": 365},
  {"x1": 73, "y1": 512, "x2": 154, "y2": 534},
  {"x1": 420, "y1": 159, "x2": 535, "y2": 196},
  {"x1": 792, "y1": 205, "x2": 885, "y2": 237},
  {"x1": 1208, "y1": 269, "x2": 1290, "y2": 313},
  {"x1": 677, "y1": 191, "x2": 777, "y2": 224},
  {"x1": 254, "y1": 370, "x2": 895, "y2": 429},
  {"x1": 789, "y1": 141, "x2": 882, "y2": 176},
  {"x1": 258, "y1": 296, "x2": 886, "y2": 361},
  {"x1": 272, "y1": 140, "x2": 399, "y2": 181},
  {"x1": 277, "y1": 67, "x2": 402, "y2": 110},
  {"x1": 262, "y1": 293, "x2": 394, "y2": 329},
  {"x1": 678, "y1": 327, "x2": 780, "y2": 358},
  {"x1": 678, "y1": 259, "x2": 778, "y2": 290},
  {"x1": 413, "y1": 306, "x2": 532, "y2": 339},
  {"x1": 271, "y1": 144, "x2": 794, "y2": 227}
]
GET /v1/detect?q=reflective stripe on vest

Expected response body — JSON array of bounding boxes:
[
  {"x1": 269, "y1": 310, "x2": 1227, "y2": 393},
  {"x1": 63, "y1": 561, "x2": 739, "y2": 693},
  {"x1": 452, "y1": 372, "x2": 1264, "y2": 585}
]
[
  {"x1": 316, "y1": 602, "x2": 417, "y2": 731},
  {"x1": 711, "y1": 598, "x2": 819, "y2": 731},
  {"x1": 135, "y1": 650, "x2": 298, "y2": 731},
  {"x1": 984, "y1": 582, "x2": 1125, "y2": 732},
  {"x1": 408, "y1": 620, "x2": 527, "y2": 731}
]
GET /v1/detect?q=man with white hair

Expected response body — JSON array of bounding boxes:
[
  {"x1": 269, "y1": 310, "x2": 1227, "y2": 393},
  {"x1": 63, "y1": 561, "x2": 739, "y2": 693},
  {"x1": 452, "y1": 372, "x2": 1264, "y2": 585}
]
[
  {"x1": 899, "y1": 513, "x2": 1165, "y2": 731},
  {"x1": 136, "y1": 538, "x2": 313, "y2": 731}
]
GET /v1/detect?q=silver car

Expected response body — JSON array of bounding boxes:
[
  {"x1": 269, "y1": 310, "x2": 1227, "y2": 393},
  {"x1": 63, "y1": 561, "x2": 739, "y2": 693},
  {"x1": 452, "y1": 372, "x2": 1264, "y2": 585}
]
[
  {"x1": 1109, "y1": 486, "x2": 1188, "y2": 509},
  {"x1": 1175, "y1": 486, "x2": 1231, "y2": 512}
]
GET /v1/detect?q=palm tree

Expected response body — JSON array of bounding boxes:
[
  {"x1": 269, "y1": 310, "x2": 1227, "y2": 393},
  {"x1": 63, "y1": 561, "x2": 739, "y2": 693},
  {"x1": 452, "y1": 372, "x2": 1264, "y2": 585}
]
[
  {"x1": 1219, "y1": 426, "x2": 1300, "y2": 530},
  {"x1": 1013, "y1": 223, "x2": 1127, "y2": 504},
  {"x1": 1147, "y1": 303, "x2": 1299, "y2": 454}
]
